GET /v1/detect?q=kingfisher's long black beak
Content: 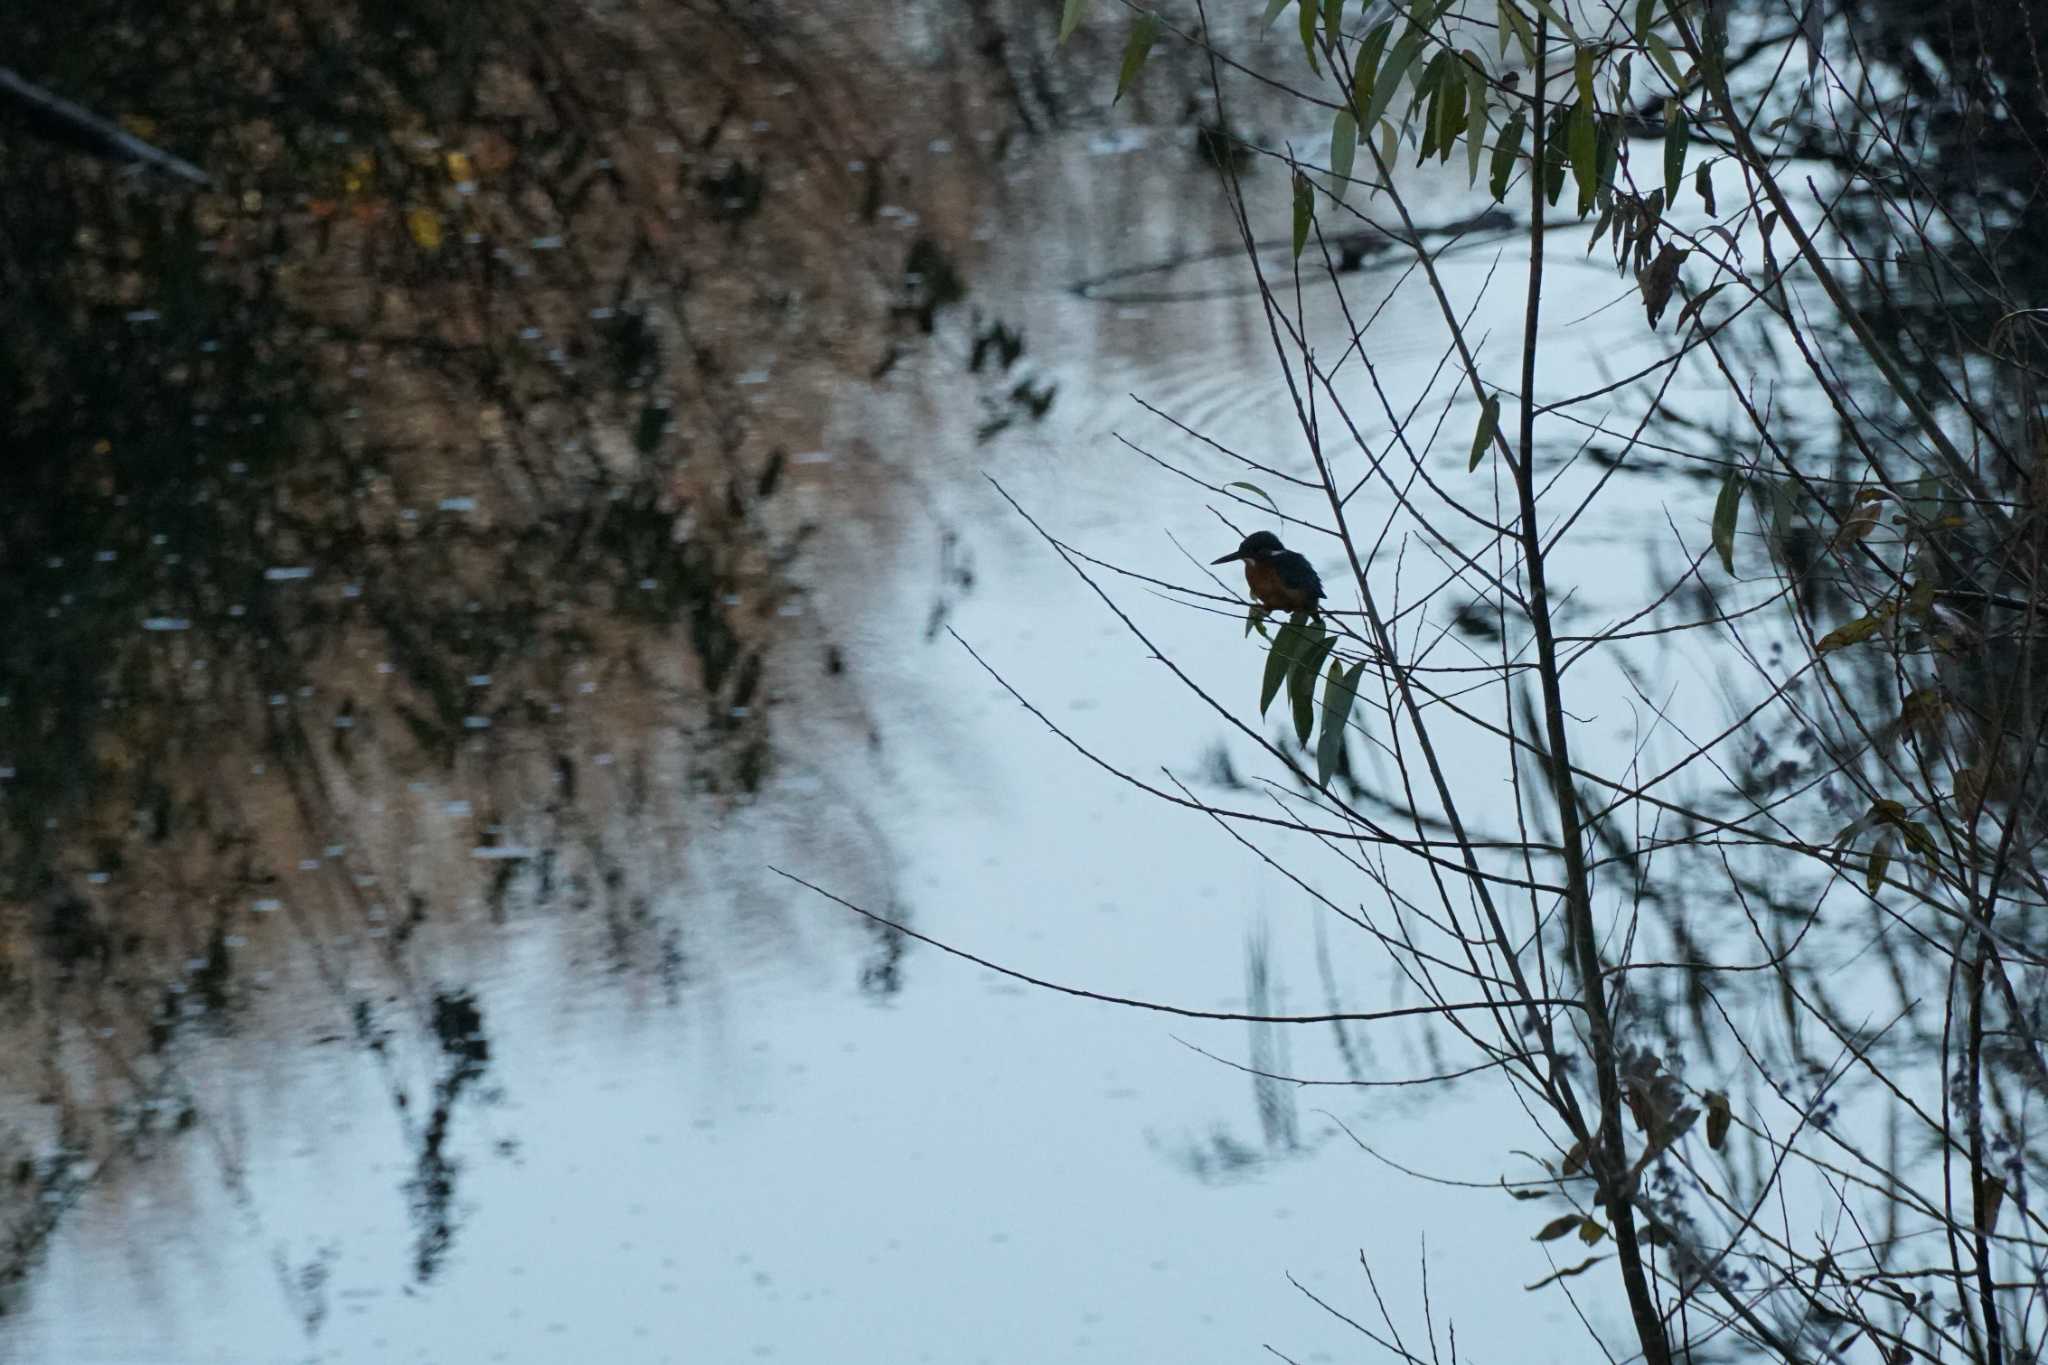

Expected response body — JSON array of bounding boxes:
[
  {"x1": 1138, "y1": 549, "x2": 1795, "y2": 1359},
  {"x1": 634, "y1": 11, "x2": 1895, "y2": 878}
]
[{"x1": 1211, "y1": 550, "x2": 1245, "y2": 565}]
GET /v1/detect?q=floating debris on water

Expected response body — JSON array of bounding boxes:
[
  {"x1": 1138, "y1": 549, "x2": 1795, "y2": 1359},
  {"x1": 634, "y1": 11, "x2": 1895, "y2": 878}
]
[
  {"x1": 471, "y1": 846, "x2": 534, "y2": 861},
  {"x1": 264, "y1": 566, "x2": 314, "y2": 582},
  {"x1": 142, "y1": 617, "x2": 192, "y2": 632},
  {"x1": 438, "y1": 497, "x2": 477, "y2": 512}
]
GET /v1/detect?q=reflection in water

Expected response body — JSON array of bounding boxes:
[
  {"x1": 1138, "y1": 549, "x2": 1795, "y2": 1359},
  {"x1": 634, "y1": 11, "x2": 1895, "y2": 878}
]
[{"x1": 9, "y1": 1, "x2": 1976, "y2": 1361}]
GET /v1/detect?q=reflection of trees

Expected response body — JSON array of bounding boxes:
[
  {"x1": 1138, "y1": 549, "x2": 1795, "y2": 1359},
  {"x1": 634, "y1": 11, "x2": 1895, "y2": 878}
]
[{"x1": 0, "y1": 0, "x2": 961, "y2": 1307}]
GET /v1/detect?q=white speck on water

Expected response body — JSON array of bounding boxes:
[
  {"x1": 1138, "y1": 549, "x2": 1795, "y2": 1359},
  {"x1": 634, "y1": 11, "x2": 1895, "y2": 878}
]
[
  {"x1": 638, "y1": 577, "x2": 658, "y2": 591},
  {"x1": 735, "y1": 368, "x2": 772, "y2": 385},
  {"x1": 777, "y1": 602, "x2": 803, "y2": 617},
  {"x1": 928, "y1": 138, "x2": 953, "y2": 154},
  {"x1": 95, "y1": 550, "x2": 117, "y2": 562},
  {"x1": 225, "y1": 934, "x2": 247, "y2": 949},
  {"x1": 721, "y1": 594, "x2": 742, "y2": 607},
  {"x1": 1086, "y1": 128, "x2": 1152, "y2": 157},
  {"x1": 142, "y1": 617, "x2": 191, "y2": 632},
  {"x1": 730, "y1": 706, "x2": 751, "y2": 719},
  {"x1": 227, "y1": 604, "x2": 246, "y2": 617},
  {"x1": 578, "y1": 681, "x2": 598, "y2": 694},
  {"x1": 268, "y1": 694, "x2": 287, "y2": 707},
  {"x1": 463, "y1": 716, "x2": 491, "y2": 730},
  {"x1": 588, "y1": 306, "x2": 615, "y2": 320},
  {"x1": 438, "y1": 496, "x2": 477, "y2": 512},
  {"x1": 341, "y1": 584, "x2": 361, "y2": 599},
  {"x1": 125, "y1": 309, "x2": 161, "y2": 323},
  {"x1": 264, "y1": 566, "x2": 314, "y2": 582},
  {"x1": 518, "y1": 326, "x2": 543, "y2": 341},
  {"x1": 377, "y1": 661, "x2": 394, "y2": 674},
  {"x1": 472, "y1": 846, "x2": 534, "y2": 861},
  {"x1": 444, "y1": 801, "x2": 473, "y2": 817},
  {"x1": 87, "y1": 871, "x2": 109, "y2": 885},
  {"x1": 324, "y1": 845, "x2": 346, "y2": 858},
  {"x1": 594, "y1": 752, "x2": 615, "y2": 766},
  {"x1": 332, "y1": 715, "x2": 354, "y2": 729},
  {"x1": 847, "y1": 159, "x2": 866, "y2": 171},
  {"x1": 297, "y1": 859, "x2": 320, "y2": 872},
  {"x1": 531, "y1": 235, "x2": 564, "y2": 250},
  {"x1": 467, "y1": 674, "x2": 492, "y2": 687},
  {"x1": 793, "y1": 449, "x2": 834, "y2": 464},
  {"x1": 401, "y1": 508, "x2": 419, "y2": 521},
  {"x1": 0, "y1": 767, "x2": 14, "y2": 780},
  {"x1": 251, "y1": 898, "x2": 283, "y2": 913}
]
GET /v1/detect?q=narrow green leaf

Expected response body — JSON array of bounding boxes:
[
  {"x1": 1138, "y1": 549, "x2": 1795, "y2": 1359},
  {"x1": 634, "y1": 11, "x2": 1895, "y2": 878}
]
[
  {"x1": 1435, "y1": 55, "x2": 1467, "y2": 163},
  {"x1": 1646, "y1": 31, "x2": 1683, "y2": 86},
  {"x1": 1245, "y1": 605, "x2": 1269, "y2": 638},
  {"x1": 1663, "y1": 100, "x2": 1688, "y2": 202},
  {"x1": 1316, "y1": 658, "x2": 1366, "y2": 787},
  {"x1": 1114, "y1": 13, "x2": 1162, "y2": 102},
  {"x1": 1360, "y1": 25, "x2": 1425, "y2": 132},
  {"x1": 1502, "y1": 0, "x2": 1537, "y2": 61},
  {"x1": 1059, "y1": 0, "x2": 1091, "y2": 46},
  {"x1": 1674, "y1": 280, "x2": 1727, "y2": 332},
  {"x1": 1573, "y1": 44, "x2": 1594, "y2": 110},
  {"x1": 1323, "y1": 0, "x2": 1345, "y2": 46},
  {"x1": 1543, "y1": 105, "x2": 1569, "y2": 205},
  {"x1": 1525, "y1": 1255, "x2": 1608, "y2": 1293},
  {"x1": 1864, "y1": 832, "x2": 1892, "y2": 894},
  {"x1": 1712, "y1": 468, "x2": 1743, "y2": 574},
  {"x1": 1261, "y1": 622, "x2": 1304, "y2": 716},
  {"x1": 1490, "y1": 110, "x2": 1526, "y2": 201},
  {"x1": 1261, "y1": 0, "x2": 1293, "y2": 29},
  {"x1": 1352, "y1": 21, "x2": 1395, "y2": 122},
  {"x1": 1695, "y1": 157, "x2": 1715, "y2": 214},
  {"x1": 1291, "y1": 632, "x2": 1339, "y2": 746},
  {"x1": 1526, "y1": 0, "x2": 1578, "y2": 41},
  {"x1": 1378, "y1": 119, "x2": 1399, "y2": 176},
  {"x1": 1224, "y1": 480, "x2": 1280, "y2": 515},
  {"x1": 1465, "y1": 54, "x2": 1489, "y2": 183},
  {"x1": 1331, "y1": 110, "x2": 1358, "y2": 192},
  {"x1": 1469, "y1": 393, "x2": 1501, "y2": 470},
  {"x1": 1417, "y1": 54, "x2": 1443, "y2": 160},
  {"x1": 1299, "y1": 0, "x2": 1322, "y2": 75},
  {"x1": 1634, "y1": 0, "x2": 1658, "y2": 40},
  {"x1": 1569, "y1": 101, "x2": 1596, "y2": 216},
  {"x1": 1291, "y1": 170, "x2": 1313, "y2": 260}
]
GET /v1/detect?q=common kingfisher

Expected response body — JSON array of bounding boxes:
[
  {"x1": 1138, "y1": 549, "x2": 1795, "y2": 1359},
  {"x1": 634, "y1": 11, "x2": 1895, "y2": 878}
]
[{"x1": 1213, "y1": 531, "x2": 1325, "y2": 615}]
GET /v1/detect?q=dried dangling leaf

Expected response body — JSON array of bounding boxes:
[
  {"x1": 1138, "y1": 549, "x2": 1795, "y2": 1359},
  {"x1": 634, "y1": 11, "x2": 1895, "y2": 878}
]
[
  {"x1": 1638, "y1": 241, "x2": 1688, "y2": 328},
  {"x1": 1704, "y1": 1090, "x2": 1731, "y2": 1150},
  {"x1": 1980, "y1": 1175, "x2": 2008, "y2": 1237},
  {"x1": 1534, "y1": 1214, "x2": 1582, "y2": 1242},
  {"x1": 1525, "y1": 1255, "x2": 1607, "y2": 1292}
]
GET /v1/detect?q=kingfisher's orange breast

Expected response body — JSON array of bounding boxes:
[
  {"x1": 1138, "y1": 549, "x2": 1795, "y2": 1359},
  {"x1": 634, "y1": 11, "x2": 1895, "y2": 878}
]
[{"x1": 1244, "y1": 559, "x2": 1315, "y2": 613}]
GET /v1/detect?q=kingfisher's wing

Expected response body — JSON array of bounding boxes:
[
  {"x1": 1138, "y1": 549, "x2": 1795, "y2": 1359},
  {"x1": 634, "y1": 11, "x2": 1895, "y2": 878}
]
[{"x1": 1277, "y1": 552, "x2": 1325, "y2": 600}]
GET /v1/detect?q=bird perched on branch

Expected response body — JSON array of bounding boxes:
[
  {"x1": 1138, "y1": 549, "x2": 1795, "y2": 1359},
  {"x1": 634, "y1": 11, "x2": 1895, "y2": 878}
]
[{"x1": 1212, "y1": 530, "x2": 1325, "y2": 616}]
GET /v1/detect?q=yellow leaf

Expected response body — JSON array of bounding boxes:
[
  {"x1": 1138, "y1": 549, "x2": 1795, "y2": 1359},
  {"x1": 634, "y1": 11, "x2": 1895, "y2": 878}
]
[
  {"x1": 1816, "y1": 612, "x2": 1886, "y2": 653},
  {"x1": 446, "y1": 150, "x2": 475, "y2": 183},
  {"x1": 407, "y1": 206, "x2": 445, "y2": 252},
  {"x1": 119, "y1": 114, "x2": 158, "y2": 139}
]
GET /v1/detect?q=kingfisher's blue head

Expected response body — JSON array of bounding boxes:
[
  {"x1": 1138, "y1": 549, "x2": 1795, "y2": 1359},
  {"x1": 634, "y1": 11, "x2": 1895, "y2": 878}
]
[{"x1": 1212, "y1": 530, "x2": 1286, "y2": 565}]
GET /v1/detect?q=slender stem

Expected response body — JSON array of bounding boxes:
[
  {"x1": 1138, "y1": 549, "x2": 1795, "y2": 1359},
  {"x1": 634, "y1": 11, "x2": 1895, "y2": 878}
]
[{"x1": 1516, "y1": 21, "x2": 1672, "y2": 1365}]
